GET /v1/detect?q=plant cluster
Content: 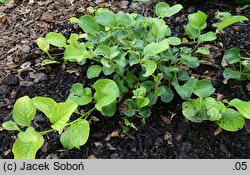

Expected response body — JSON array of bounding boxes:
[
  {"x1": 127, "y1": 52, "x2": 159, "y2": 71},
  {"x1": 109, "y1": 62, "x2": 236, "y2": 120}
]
[
  {"x1": 222, "y1": 48, "x2": 250, "y2": 88},
  {"x1": 2, "y1": 2, "x2": 250, "y2": 159},
  {"x1": 3, "y1": 79, "x2": 119, "y2": 158}
]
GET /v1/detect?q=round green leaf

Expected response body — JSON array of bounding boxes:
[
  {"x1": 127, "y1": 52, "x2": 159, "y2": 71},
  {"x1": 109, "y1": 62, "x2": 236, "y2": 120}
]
[
  {"x1": 94, "y1": 79, "x2": 120, "y2": 111},
  {"x1": 155, "y1": 2, "x2": 170, "y2": 18},
  {"x1": 223, "y1": 68, "x2": 241, "y2": 80},
  {"x1": 67, "y1": 83, "x2": 92, "y2": 106},
  {"x1": 143, "y1": 39, "x2": 169, "y2": 56},
  {"x1": 37, "y1": 37, "x2": 49, "y2": 53},
  {"x1": 78, "y1": 15, "x2": 99, "y2": 34},
  {"x1": 50, "y1": 102, "x2": 78, "y2": 132},
  {"x1": 184, "y1": 23, "x2": 199, "y2": 39},
  {"x1": 151, "y1": 18, "x2": 171, "y2": 40},
  {"x1": 142, "y1": 60, "x2": 157, "y2": 77},
  {"x1": 13, "y1": 96, "x2": 36, "y2": 127},
  {"x1": 31, "y1": 96, "x2": 56, "y2": 119},
  {"x1": 167, "y1": 37, "x2": 181, "y2": 46},
  {"x1": 100, "y1": 101, "x2": 117, "y2": 117},
  {"x1": 13, "y1": 127, "x2": 44, "y2": 159},
  {"x1": 188, "y1": 11, "x2": 207, "y2": 30},
  {"x1": 64, "y1": 45, "x2": 87, "y2": 64},
  {"x1": 87, "y1": 65, "x2": 103, "y2": 79},
  {"x1": 193, "y1": 79, "x2": 215, "y2": 98},
  {"x1": 160, "y1": 87, "x2": 174, "y2": 103},
  {"x1": 155, "y1": 2, "x2": 183, "y2": 18},
  {"x1": 196, "y1": 47, "x2": 210, "y2": 55},
  {"x1": 218, "y1": 108, "x2": 244, "y2": 131},
  {"x1": 229, "y1": 98, "x2": 250, "y2": 119},
  {"x1": 137, "y1": 97, "x2": 150, "y2": 108},
  {"x1": 165, "y1": 4, "x2": 183, "y2": 18},
  {"x1": 175, "y1": 84, "x2": 193, "y2": 100},
  {"x1": 60, "y1": 119, "x2": 90, "y2": 149},
  {"x1": 224, "y1": 48, "x2": 241, "y2": 64},
  {"x1": 45, "y1": 32, "x2": 67, "y2": 47},
  {"x1": 198, "y1": 31, "x2": 217, "y2": 43},
  {"x1": 121, "y1": 99, "x2": 137, "y2": 117},
  {"x1": 96, "y1": 10, "x2": 117, "y2": 27}
]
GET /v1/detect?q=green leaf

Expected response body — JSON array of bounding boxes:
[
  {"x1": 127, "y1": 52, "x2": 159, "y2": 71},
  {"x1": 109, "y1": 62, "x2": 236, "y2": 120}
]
[
  {"x1": 246, "y1": 82, "x2": 250, "y2": 91},
  {"x1": 184, "y1": 23, "x2": 199, "y2": 39},
  {"x1": 67, "y1": 83, "x2": 92, "y2": 106},
  {"x1": 193, "y1": 79, "x2": 215, "y2": 98},
  {"x1": 96, "y1": 10, "x2": 117, "y2": 28},
  {"x1": 175, "y1": 84, "x2": 193, "y2": 100},
  {"x1": 229, "y1": 98, "x2": 250, "y2": 119},
  {"x1": 78, "y1": 15, "x2": 99, "y2": 35},
  {"x1": 142, "y1": 60, "x2": 157, "y2": 77},
  {"x1": 31, "y1": 97, "x2": 56, "y2": 118},
  {"x1": 64, "y1": 44, "x2": 87, "y2": 64},
  {"x1": 60, "y1": 119, "x2": 90, "y2": 149},
  {"x1": 133, "y1": 86, "x2": 147, "y2": 99},
  {"x1": 69, "y1": 17, "x2": 79, "y2": 23},
  {"x1": 13, "y1": 96, "x2": 36, "y2": 127},
  {"x1": 155, "y1": 2, "x2": 170, "y2": 18},
  {"x1": 87, "y1": 65, "x2": 103, "y2": 79},
  {"x1": 198, "y1": 32, "x2": 216, "y2": 43},
  {"x1": 137, "y1": 97, "x2": 150, "y2": 108},
  {"x1": 2, "y1": 121, "x2": 20, "y2": 131},
  {"x1": 50, "y1": 102, "x2": 78, "y2": 132},
  {"x1": 121, "y1": 99, "x2": 137, "y2": 117},
  {"x1": 196, "y1": 47, "x2": 210, "y2": 55},
  {"x1": 204, "y1": 97, "x2": 225, "y2": 121},
  {"x1": 182, "y1": 98, "x2": 205, "y2": 123},
  {"x1": 165, "y1": 4, "x2": 183, "y2": 17},
  {"x1": 13, "y1": 127, "x2": 44, "y2": 159},
  {"x1": 143, "y1": 39, "x2": 169, "y2": 56},
  {"x1": 224, "y1": 48, "x2": 241, "y2": 64},
  {"x1": 188, "y1": 11, "x2": 207, "y2": 30},
  {"x1": 167, "y1": 37, "x2": 181, "y2": 46},
  {"x1": 100, "y1": 101, "x2": 117, "y2": 117},
  {"x1": 151, "y1": 18, "x2": 171, "y2": 40},
  {"x1": 45, "y1": 32, "x2": 67, "y2": 47},
  {"x1": 217, "y1": 15, "x2": 248, "y2": 32},
  {"x1": 223, "y1": 68, "x2": 241, "y2": 80},
  {"x1": 94, "y1": 79, "x2": 120, "y2": 112},
  {"x1": 37, "y1": 37, "x2": 49, "y2": 53},
  {"x1": 178, "y1": 69, "x2": 190, "y2": 81},
  {"x1": 155, "y1": 2, "x2": 183, "y2": 18},
  {"x1": 160, "y1": 87, "x2": 174, "y2": 103},
  {"x1": 124, "y1": 119, "x2": 138, "y2": 130},
  {"x1": 217, "y1": 108, "x2": 244, "y2": 131}
]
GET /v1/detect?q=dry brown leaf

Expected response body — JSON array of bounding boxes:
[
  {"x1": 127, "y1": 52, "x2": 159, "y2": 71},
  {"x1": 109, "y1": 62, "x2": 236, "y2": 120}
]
[
  {"x1": 4, "y1": 149, "x2": 11, "y2": 156},
  {"x1": 214, "y1": 127, "x2": 223, "y2": 136}
]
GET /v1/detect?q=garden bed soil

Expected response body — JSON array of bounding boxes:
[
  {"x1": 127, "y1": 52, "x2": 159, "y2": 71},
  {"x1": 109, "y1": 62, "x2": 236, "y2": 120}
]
[{"x1": 0, "y1": 0, "x2": 250, "y2": 159}]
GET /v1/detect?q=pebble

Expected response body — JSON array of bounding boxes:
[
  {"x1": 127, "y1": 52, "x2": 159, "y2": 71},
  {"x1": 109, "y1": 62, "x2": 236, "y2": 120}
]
[{"x1": 110, "y1": 153, "x2": 119, "y2": 159}]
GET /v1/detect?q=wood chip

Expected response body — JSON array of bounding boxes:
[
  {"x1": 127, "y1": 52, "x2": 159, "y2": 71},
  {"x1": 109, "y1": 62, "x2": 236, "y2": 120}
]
[{"x1": 88, "y1": 155, "x2": 97, "y2": 159}]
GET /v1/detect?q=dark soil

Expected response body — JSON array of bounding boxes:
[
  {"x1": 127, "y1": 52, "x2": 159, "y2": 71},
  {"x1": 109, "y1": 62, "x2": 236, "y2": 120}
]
[{"x1": 0, "y1": 0, "x2": 250, "y2": 159}]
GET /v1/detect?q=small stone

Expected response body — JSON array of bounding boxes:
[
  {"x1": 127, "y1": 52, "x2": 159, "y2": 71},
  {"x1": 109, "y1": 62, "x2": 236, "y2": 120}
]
[
  {"x1": 121, "y1": 1, "x2": 129, "y2": 9},
  {"x1": 110, "y1": 153, "x2": 119, "y2": 159},
  {"x1": 21, "y1": 44, "x2": 31, "y2": 53},
  {"x1": 88, "y1": 155, "x2": 97, "y2": 159},
  {"x1": 41, "y1": 12, "x2": 54, "y2": 22}
]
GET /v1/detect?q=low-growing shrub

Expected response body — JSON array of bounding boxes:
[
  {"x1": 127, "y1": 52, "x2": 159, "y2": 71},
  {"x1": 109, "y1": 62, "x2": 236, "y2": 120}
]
[{"x1": 2, "y1": 2, "x2": 249, "y2": 159}]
